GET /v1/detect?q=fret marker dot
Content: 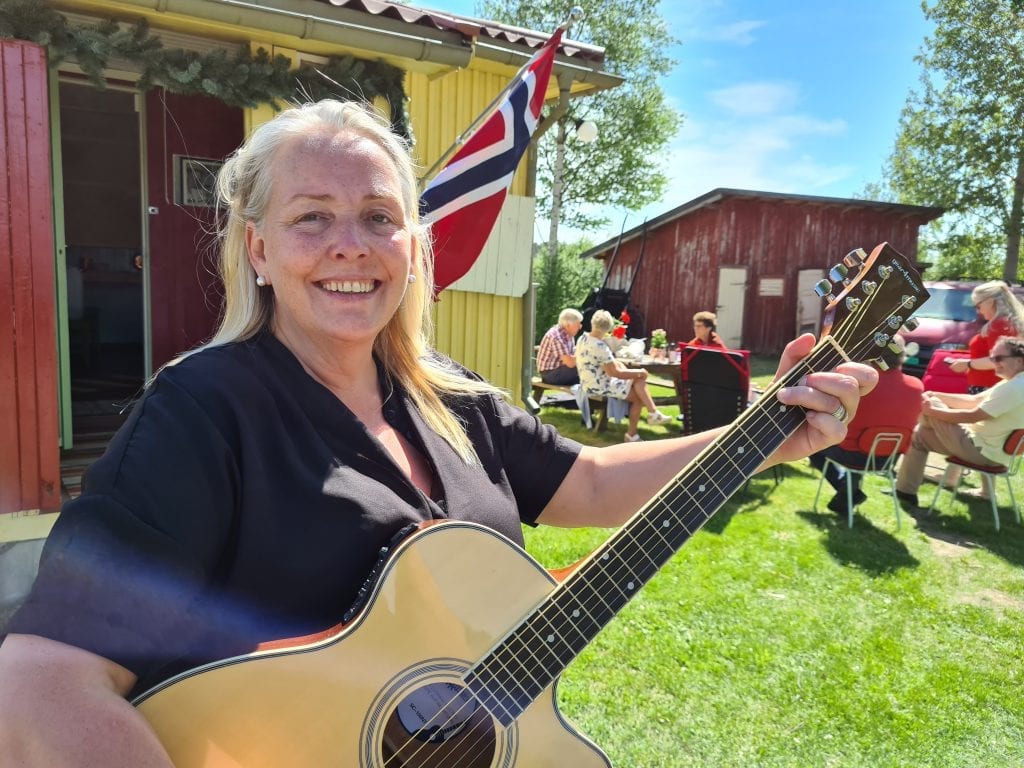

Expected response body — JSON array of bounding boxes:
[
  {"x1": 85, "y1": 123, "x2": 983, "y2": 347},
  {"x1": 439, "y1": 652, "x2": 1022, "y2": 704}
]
[
  {"x1": 663, "y1": 520, "x2": 670, "y2": 527},
  {"x1": 602, "y1": 552, "x2": 610, "y2": 560},
  {"x1": 547, "y1": 634, "x2": 555, "y2": 643},
  {"x1": 698, "y1": 484, "x2": 706, "y2": 492},
  {"x1": 627, "y1": 581, "x2": 635, "y2": 590},
  {"x1": 737, "y1": 446, "x2": 744, "y2": 454},
  {"x1": 572, "y1": 609, "x2": 580, "y2": 618}
]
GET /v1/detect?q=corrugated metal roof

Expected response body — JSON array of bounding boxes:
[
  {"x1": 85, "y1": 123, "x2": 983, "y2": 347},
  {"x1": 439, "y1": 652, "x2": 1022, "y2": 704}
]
[
  {"x1": 580, "y1": 188, "x2": 945, "y2": 260},
  {"x1": 320, "y1": 0, "x2": 606, "y2": 63}
]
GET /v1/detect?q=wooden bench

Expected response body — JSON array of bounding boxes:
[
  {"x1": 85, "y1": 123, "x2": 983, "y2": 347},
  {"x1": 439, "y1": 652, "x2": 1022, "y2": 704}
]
[{"x1": 531, "y1": 377, "x2": 608, "y2": 431}]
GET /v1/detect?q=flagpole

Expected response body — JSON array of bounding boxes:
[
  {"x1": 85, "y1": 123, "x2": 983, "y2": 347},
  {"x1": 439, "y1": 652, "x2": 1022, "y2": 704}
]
[{"x1": 418, "y1": 7, "x2": 584, "y2": 191}]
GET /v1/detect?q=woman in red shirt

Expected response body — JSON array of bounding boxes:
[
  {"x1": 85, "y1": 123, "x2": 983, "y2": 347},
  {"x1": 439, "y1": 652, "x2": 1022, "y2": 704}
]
[
  {"x1": 689, "y1": 310, "x2": 726, "y2": 348},
  {"x1": 948, "y1": 281, "x2": 1024, "y2": 392}
]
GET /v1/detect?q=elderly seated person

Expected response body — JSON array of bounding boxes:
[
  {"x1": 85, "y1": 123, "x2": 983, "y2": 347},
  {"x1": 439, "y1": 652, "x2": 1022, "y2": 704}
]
[
  {"x1": 895, "y1": 336, "x2": 1024, "y2": 509},
  {"x1": 536, "y1": 308, "x2": 583, "y2": 385},
  {"x1": 577, "y1": 309, "x2": 672, "y2": 442}
]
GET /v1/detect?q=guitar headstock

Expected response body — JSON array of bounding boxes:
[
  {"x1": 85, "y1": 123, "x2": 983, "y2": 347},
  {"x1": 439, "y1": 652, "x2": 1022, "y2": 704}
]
[{"x1": 816, "y1": 242, "x2": 929, "y2": 369}]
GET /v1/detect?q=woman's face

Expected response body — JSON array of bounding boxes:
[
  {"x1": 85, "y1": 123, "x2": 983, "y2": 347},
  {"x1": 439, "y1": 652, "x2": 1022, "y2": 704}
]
[
  {"x1": 975, "y1": 296, "x2": 996, "y2": 321},
  {"x1": 694, "y1": 321, "x2": 711, "y2": 342},
  {"x1": 246, "y1": 130, "x2": 414, "y2": 359}
]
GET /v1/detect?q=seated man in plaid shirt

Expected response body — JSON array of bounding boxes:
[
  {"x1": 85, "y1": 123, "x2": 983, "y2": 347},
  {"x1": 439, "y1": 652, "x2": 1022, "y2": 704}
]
[{"x1": 537, "y1": 308, "x2": 583, "y2": 385}]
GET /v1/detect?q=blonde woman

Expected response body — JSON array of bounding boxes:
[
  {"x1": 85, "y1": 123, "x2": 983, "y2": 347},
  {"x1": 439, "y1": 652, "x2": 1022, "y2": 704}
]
[
  {"x1": 577, "y1": 309, "x2": 674, "y2": 441},
  {"x1": 947, "y1": 281, "x2": 1024, "y2": 392},
  {"x1": 0, "y1": 100, "x2": 874, "y2": 765}
]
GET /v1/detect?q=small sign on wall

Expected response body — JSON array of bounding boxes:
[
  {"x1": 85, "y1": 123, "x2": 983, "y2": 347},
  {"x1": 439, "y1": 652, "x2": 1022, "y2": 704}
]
[
  {"x1": 759, "y1": 277, "x2": 785, "y2": 297},
  {"x1": 174, "y1": 156, "x2": 223, "y2": 208}
]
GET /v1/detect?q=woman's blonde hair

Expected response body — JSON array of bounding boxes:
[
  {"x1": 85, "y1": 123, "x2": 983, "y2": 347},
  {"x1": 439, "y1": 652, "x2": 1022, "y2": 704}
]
[
  {"x1": 590, "y1": 309, "x2": 614, "y2": 334},
  {"x1": 182, "y1": 100, "x2": 498, "y2": 462},
  {"x1": 971, "y1": 280, "x2": 1024, "y2": 336}
]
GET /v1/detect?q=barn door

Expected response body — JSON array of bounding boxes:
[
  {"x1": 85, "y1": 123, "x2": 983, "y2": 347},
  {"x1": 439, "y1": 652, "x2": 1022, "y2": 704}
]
[
  {"x1": 715, "y1": 266, "x2": 747, "y2": 349},
  {"x1": 796, "y1": 268, "x2": 825, "y2": 336}
]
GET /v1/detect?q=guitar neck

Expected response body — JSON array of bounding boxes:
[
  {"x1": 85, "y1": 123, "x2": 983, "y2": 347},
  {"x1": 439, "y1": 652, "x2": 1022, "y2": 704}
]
[
  {"x1": 467, "y1": 242, "x2": 928, "y2": 726},
  {"x1": 466, "y1": 340, "x2": 847, "y2": 726}
]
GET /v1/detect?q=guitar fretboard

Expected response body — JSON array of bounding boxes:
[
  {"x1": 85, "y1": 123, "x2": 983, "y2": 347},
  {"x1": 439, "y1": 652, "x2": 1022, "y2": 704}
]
[{"x1": 465, "y1": 343, "x2": 846, "y2": 726}]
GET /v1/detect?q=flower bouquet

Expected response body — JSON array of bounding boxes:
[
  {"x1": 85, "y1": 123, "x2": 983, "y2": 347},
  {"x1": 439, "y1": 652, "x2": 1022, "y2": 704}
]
[{"x1": 649, "y1": 328, "x2": 668, "y2": 358}]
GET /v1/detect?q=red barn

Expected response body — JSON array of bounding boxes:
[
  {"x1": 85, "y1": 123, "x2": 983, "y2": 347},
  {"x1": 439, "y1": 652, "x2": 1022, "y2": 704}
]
[{"x1": 581, "y1": 188, "x2": 942, "y2": 354}]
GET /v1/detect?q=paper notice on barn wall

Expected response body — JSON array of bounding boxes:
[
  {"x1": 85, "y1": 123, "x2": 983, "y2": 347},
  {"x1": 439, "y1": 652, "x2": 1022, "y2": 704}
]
[{"x1": 759, "y1": 278, "x2": 785, "y2": 297}]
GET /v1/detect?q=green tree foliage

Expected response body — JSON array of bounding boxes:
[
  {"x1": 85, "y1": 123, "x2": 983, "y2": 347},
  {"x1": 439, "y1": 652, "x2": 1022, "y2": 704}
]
[
  {"x1": 885, "y1": 0, "x2": 1024, "y2": 282},
  {"x1": 533, "y1": 241, "x2": 604, "y2": 343},
  {"x1": 478, "y1": 0, "x2": 680, "y2": 233}
]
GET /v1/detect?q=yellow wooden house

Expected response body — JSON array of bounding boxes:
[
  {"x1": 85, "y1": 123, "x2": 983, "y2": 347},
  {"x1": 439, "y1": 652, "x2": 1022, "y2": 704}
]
[{"x1": 0, "y1": 0, "x2": 619, "y2": 621}]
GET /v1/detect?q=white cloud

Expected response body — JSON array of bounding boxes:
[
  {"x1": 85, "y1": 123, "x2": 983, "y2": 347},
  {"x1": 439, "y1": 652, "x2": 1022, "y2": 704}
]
[
  {"x1": 709, "y1": 81, "x2": 800, "y2": 116},
  {"x1": 702, "y1": 20, "x2": 767, "y2": 46}
]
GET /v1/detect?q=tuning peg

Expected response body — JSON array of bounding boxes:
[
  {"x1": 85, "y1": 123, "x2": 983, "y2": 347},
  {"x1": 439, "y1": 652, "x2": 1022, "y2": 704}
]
[
  {"x1": 829, "y1": 264, "x2": 849, "y2": 284},
  {"x1": 903, "y1": 317, "x2": 920, "y2": 332},
  {"x1": 873, "y1": 332, "x2": 890, "y2": 347},
  {"x1": 887, "y1": 315, "x2": 903, "y2": 329},
  {"x1": 845, "y1": 296, "x2": 862, "y2": 310},
  {"x1": 861, "y1": 281, "x2": 878, "y2": 295},
  {"x1": 843, "y1": 248, "x2": 867, "y2": 269},
  {"x1": 878, "y1": 265, "x2": 893, "y2": 280},
  {"x1": 813, "y1": 279, "x2": 836, "y2": 303},
  {"x1": 875, "y1": 358, "x2": 892, "y2": 372},
  {"x1": 886, "y1": 339, "x2": 904, "y2": 355}
]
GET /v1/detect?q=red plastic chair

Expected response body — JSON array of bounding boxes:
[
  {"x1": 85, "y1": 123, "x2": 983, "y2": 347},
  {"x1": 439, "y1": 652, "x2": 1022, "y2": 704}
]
[
  {"x1": 927, "y1": 428, "x2": 1024, "y2": 531},
  {"x1": 813, "y1": 428, "x2": 911, "y2": 529}
]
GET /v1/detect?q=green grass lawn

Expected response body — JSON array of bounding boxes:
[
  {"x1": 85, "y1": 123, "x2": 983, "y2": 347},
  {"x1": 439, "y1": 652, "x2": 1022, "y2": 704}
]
[{"x1": 523, "y1": 364, "x2": 1024, "y2": 767}]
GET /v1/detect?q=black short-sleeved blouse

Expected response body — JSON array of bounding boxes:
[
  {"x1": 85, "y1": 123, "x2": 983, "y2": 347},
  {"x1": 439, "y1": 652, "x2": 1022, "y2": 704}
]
[{"x1": 7, "y1": 332, "x2": 581, "y2": 694}]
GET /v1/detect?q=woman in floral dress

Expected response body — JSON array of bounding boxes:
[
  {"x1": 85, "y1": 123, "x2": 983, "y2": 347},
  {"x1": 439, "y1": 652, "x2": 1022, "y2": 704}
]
[{"x1": 577, "y1": 310, "x2": 672, "y2": 442}]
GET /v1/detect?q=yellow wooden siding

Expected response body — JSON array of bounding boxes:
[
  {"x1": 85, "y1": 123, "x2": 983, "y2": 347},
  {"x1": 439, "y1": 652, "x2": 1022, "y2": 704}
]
[
  {"x1": 406, "y1": 68, "x2": 530, "y2": 196},
  {"x1": 407, "y1": 69, "x2": 532, "y2": 397},
  {"x1": 433, "y1": 291, "x2": 524, "y2": 403}
]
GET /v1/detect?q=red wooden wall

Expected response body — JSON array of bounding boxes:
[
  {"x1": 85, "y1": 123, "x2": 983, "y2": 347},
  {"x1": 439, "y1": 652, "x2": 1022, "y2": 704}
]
[
  {"x1": 605, "y1": 194, "x2": 934, "y2": 354},
  {"x1": 0, "y1": 41, "x2": 60, "y2": 513},
  {"x1": 145, "y1": 90, "x2": 242, "y2": 367}
]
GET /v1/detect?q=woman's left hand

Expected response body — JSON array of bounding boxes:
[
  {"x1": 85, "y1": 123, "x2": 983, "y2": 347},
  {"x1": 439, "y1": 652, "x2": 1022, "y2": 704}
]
[{"x1": 769, "y1": 334, "x2": 878, "y2": 465}]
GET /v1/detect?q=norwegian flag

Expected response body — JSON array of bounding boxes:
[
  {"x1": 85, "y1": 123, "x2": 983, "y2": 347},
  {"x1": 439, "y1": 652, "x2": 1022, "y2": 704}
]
[{"x1": 420, "y1": 28, "x2": 563, "y2": 295}]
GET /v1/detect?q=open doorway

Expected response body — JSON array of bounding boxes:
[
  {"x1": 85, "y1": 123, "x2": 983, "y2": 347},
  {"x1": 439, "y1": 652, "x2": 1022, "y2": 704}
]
[{"x1": 59, "y1": 81, "x2": 145, "y2": 445}]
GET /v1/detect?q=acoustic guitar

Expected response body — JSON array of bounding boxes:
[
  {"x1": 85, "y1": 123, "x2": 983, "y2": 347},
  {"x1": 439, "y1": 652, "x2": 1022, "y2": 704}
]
[{"x1": 135, "y1": 243, "x2": 928, "y2": 767}]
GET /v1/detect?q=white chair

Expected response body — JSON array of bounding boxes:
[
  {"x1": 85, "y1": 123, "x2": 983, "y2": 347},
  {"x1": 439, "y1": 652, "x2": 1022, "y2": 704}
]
[
  {"x1": 927, "y1": 428, "x2": 1024, "y2": 531},
  {"x1": 814, "y1": 428, "x2": 910, "y2": 529}
]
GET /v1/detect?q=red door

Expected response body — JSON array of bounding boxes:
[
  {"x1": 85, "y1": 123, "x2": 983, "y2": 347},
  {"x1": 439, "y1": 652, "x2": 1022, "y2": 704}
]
[
  {"x1": 145, "y1": 90, "x2": 243, "y2": 367},
  {"x1": 0, "y1": 40, "x2": 60, "y2": 513}
]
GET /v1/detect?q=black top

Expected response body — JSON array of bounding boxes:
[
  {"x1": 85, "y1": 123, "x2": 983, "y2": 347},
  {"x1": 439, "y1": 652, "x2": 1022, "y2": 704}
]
[{"x1": 8, "y1": 333, "x2": 581, "y2": 695}]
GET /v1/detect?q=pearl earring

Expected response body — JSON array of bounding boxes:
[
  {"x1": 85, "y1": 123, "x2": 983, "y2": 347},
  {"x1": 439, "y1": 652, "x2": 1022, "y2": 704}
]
[
  {"x1": 407, "y1": 274, "x2": 416, "y2": 284},
  {"x1": 256, "y1": 275, "x2": 267, "y2": 287}
]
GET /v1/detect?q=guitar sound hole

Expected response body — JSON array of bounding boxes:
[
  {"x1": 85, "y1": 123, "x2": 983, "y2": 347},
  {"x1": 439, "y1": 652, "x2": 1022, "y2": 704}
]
[{"x1": 382, "y1": 682, "x2": 497, "y2": 767}]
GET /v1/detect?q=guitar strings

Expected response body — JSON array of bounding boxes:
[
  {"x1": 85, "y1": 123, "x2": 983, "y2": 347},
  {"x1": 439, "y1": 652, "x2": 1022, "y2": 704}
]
[
  {"x1": 380, "y1": 352, "x2": 832, "y2": 768},
  {"x1": 384, "y1": 334, "x2": 874, "y2": 768},
  {"x1": 382, "y1": 285, "x2": 900, "y2": 767},
  {"x1": 389, "y1": 336, "x2": 877, "y2": 768}
]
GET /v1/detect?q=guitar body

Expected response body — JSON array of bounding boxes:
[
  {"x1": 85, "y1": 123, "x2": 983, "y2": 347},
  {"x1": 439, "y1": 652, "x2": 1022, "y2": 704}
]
[{"x1": 135, "y1": 521, "x2": 611, "y2": 768}]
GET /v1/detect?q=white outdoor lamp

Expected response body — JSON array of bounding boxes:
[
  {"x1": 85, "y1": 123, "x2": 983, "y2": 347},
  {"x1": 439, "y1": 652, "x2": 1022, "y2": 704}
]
[{"x1": 573, "y1": 118, "x2": 598, "y2": 143}]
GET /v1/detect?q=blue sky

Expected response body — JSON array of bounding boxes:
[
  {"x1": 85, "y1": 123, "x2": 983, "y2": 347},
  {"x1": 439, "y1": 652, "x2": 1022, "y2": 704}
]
[{"x1": 422, "y1": 0, "x2": 934, "y2": 243}]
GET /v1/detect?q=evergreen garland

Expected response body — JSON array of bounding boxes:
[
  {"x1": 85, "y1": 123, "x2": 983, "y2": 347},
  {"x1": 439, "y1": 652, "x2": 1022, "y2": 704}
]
[{"x1": 0, "y1": 0, "x2": 410, "y2": 138}]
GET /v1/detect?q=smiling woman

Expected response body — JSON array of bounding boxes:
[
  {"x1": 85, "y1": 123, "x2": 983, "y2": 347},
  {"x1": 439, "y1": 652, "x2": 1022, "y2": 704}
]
[
  {"x1": 243, "y1": 130, "x2": 416, "y2": 370},
  {"x1": 0, "y1": 99, "x2": 874, "y2": 767}
]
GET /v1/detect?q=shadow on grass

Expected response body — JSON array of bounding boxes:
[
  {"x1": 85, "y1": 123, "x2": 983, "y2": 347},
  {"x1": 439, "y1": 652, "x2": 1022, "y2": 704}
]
[
  {"x1": 909, "y1": 493, "x2": 1024, "y2": 568},
  {"x1": 797, "y1": 509, "x2": 920, "y2": 575}
]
